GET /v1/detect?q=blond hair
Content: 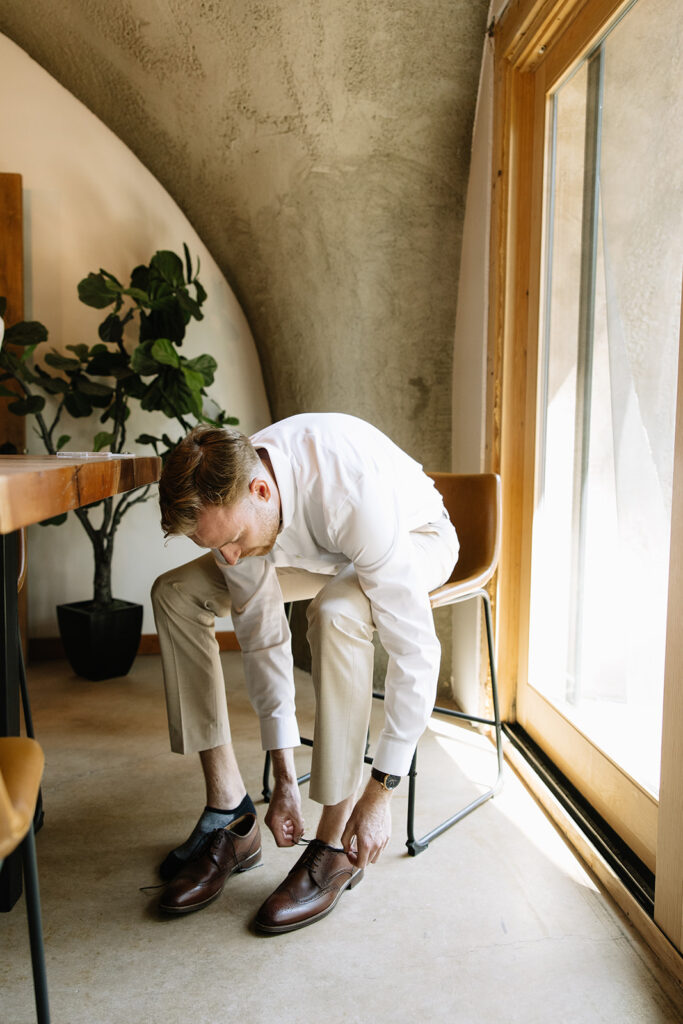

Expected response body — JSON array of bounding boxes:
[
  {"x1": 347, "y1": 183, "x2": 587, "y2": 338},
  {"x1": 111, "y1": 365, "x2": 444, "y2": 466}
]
[{"x1": 159, "y1": 425, "x2": 260, "y2": 537}]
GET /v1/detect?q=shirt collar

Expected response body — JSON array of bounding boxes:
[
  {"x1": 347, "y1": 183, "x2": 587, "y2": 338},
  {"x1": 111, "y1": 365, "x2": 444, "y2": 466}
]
[{"x1": 257, "y1": 442, "x2": 295, "y2": 533}]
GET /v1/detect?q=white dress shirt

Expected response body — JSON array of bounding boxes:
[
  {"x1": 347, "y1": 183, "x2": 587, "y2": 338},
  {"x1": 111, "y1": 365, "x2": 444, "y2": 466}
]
[{"x1": 213, "y1": 413, "x2": 457, "y2": 777}]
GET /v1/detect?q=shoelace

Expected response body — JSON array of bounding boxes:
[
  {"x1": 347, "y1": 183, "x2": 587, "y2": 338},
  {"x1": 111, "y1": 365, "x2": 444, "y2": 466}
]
[
  {"x1": 294, "y1": 837, "x2": 347, "y2": 876},
  {"x1": 138, "y1": 828, "x2": 228, "y2": 893},
  {"x1": 295, "y1": 836, "x2": 347, "y2": 854}
]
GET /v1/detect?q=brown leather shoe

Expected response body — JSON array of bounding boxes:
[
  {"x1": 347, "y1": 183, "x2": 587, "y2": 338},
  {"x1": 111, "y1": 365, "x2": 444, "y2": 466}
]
[
  {"x1": 254, "y1": 839, "x2": 364, "y2": 934},
  {"x1": 159, "y1": 813, "x2": 262, "y2": 915}
]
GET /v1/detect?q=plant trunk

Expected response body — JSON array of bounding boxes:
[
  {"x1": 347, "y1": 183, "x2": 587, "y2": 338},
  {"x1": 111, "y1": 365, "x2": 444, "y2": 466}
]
[{"x1": 93, "y1": 542, "x2": 113, "y2": 608}]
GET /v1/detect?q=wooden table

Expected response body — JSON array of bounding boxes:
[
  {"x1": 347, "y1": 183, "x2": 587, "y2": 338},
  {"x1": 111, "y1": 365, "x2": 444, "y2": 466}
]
[{"x1": 0, "y1": 454, "x2": 161, "y2": 908}]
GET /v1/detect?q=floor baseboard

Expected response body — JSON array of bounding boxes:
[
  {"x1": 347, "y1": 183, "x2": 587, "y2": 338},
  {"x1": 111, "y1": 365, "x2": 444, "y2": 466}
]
[{"x1": 28, "y1": 631, "x2": 240, "y2": 661}]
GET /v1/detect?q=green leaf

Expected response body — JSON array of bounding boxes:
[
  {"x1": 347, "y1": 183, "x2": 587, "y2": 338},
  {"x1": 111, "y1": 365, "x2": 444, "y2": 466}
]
[
  {"x1": 185, "y1": 353, "x2": 216, "y2": 385},
  {"x1": 64, "y1": 391, "x2": 93, "y2": 418},
  {"x1": 182, "y1": 366, "x2": 205, "y2": 393},
  {"x1": 19, "y1": 344, "x2": 39, "y2": 363},
  {"x1": 86, "y1": 349, "x2": 131, "y2": 378},
  {"x1": 129, "y1": 264, "x2": 150, "y2": 296},
  {"x1": 37, "y1": 375, "x2": 68, "y2": 395},
  {"x1": 56, "y1": 434, "x2": 71, "y2": 451},
  {"x1": 4, "y1": 320, "x2": 48, "y2": 346},
  {"x1": 97, "y1": 314, "x2": 124, "y2": 346},
  {"x1": 121, "y1": 374, "x2": 146, "y2": 399},
  {"x1": 183, "y1": 243, "x2": 192, "y2": 284},
  {"x1": 77, "y1": 379, "x2": 113, "y2": 397},
  {"x1": 99, "y1": 268, "x2": 123, "y2": 288},
  {"x1": 39, "y1": 513, "x2": 68, "y2": 527},
  {"x1": 0, "y1": 349, "x2": 24, "y2": 375},
  {"x1": 93, "y1": 431, "x2": 115, "y2": 451},
  {"x1": 151, "y1": 338, "x2": 180, "y2": 368},
  {"x1": 177, "y1": 289, "x2": 203, "y2": 321},
  {"x1": 152, "y1": 250, "x2": 185, "y2": 287},
  {"x1": 136, "y1": 432, "x2": 161, "y2": 446},
  {"x1": 45, "y1": 351, "x2": 81, "y2": 372},
  {"x1": 78, "y1": 272, "x2": 118, "y2": 309},
  {"x1": 122, "y1": 286, "x2": 152, "y2": 304},
  {"x1": 130, "y1": 341, "x2": 159, "y2": 376},
  {"x1": 194, "y1": 279, "x2": 207, "y2": 306},
  {"x1": 140, "y1": 379, "x2": 164, "y2": 412},
  {"x1": 65, "y1": 343, "x2": 90, "y2": 361},
  {"x1": 8, "y1": 395, "x2": 45, "y2": 415},
  {"x1": 138, "y1": 304, "x2": 187, "y2": 345}
]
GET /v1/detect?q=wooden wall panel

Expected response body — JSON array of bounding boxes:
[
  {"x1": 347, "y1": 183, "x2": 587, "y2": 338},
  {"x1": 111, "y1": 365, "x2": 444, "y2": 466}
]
[
  {"x1": 0, "y1": 173, "x2": 28, "y2": 653},
  {"x1": 0, "y1": 172, "x2": 25, "y2": 455}
]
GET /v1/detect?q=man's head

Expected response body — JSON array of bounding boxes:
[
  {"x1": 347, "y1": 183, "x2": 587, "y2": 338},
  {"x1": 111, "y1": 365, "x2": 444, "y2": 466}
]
[{"x1": 159, "y1": 425, "x2": 280, "y2": 564}]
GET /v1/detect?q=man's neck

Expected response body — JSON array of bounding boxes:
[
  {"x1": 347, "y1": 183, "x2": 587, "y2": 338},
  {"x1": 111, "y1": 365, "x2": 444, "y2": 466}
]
[{"x1": 256, "y1": 448, "x2": 282, "y2": 526}]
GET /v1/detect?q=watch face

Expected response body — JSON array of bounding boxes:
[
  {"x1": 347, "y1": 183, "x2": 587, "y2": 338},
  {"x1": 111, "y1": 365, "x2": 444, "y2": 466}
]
[{"x1": 385, "y1": 774, "x2": 400, "y2": 790}]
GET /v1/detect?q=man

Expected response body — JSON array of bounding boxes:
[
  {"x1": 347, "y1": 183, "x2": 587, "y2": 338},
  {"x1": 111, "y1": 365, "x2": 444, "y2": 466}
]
[{"x1": 152, "y1": 412, "x2": 458, "y2": 932}]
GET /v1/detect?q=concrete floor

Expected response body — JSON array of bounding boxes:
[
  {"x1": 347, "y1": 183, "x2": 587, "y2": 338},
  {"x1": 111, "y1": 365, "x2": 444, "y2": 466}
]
[{"x1": 1, "y1": 653, "x2": 682, "y2": 1024}]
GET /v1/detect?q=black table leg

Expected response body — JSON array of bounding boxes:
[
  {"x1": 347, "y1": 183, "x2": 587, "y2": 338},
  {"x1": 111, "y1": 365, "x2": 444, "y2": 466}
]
[{"x1": 1, "y1": 529, "x2": 23, "y2": 910}]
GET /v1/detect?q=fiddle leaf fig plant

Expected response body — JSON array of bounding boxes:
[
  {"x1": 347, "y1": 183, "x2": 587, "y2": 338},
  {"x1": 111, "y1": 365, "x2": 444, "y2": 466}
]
[{"x1": 0, "y1": 246, "x2": 237, "y2": 607}]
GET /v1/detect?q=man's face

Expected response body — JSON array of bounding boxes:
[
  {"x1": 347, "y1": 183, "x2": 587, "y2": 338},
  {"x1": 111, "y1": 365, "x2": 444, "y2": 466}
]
[{"x1": 190, "y1": 482, "x2": 280, "y2": 565}]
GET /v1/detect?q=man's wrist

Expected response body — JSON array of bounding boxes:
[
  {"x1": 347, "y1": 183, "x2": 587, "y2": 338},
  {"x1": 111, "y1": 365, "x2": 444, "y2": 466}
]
[{"x1": 270, "y1": 747, "x2": 298, "y2": 785}]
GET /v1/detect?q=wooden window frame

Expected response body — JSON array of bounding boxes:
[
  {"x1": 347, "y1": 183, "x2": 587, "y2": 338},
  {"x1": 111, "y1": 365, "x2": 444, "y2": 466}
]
[{"x1": 490, "y1": 0, "x2": 683, "y2": 961}]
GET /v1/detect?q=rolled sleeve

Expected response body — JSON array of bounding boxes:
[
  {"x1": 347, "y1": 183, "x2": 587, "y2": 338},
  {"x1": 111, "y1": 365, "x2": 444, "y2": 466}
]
[
  {"x1": 215, "y1": 553, "x2": 300, "y2": 752},
  {"x1": 330, "y1": 479, "x2": 441, "y2": 776}
]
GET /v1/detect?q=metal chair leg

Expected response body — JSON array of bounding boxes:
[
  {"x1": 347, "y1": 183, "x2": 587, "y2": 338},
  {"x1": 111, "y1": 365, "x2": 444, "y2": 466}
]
[
  {"x1": 405, "y1": 589, "x2": 504, "y2": 855},
  {"x1": 262, "y1": 750, "x2": 272, "y2": 802},
  {"x1": 18, "y1": 634, "x2": 44, "y2": 833},
  {"x1": 21, "y1": 825, "x2": 50, "y2": 1023}
]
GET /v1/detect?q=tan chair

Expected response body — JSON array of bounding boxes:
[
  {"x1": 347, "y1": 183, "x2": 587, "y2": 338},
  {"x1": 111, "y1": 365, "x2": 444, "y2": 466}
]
[
  {"x1": 402, "y1": 471, "x2": 503, "y2": 853},
  {"x1": 0, "y1": 737, "x2": 50, "y2": 1020},
  {"x1": 263, "y1": 472, "x2": 503, "y2": 855}
]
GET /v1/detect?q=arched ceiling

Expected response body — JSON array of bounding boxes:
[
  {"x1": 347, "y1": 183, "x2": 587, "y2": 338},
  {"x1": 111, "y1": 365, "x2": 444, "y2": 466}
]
[{"x1": 0, "y1": 0, "x2": 490, "y2": 465}]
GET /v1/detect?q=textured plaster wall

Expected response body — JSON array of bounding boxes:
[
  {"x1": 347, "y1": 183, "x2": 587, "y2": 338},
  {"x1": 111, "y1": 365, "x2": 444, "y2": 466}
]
[{"x1": 0, "y1": 0, "x2": 489, "y2": 470}]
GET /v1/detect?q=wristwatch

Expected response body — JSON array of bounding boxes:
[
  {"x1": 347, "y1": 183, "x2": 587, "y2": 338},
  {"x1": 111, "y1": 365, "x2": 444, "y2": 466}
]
[{"x1": 371, "y1": 767, "x2": 401, "y2": 791}]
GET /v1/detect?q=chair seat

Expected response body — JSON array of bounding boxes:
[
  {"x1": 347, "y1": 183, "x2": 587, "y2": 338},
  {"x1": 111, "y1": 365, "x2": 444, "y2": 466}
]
[
  {"x1": 0, "y1": 737, "x2": 44, "y2": 860},
  {"x1": 430, "y1": 569, "x2": 496, "y2": 608}
]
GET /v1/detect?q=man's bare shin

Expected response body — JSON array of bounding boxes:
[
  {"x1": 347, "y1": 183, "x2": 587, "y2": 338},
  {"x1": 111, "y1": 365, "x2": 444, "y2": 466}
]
[
  {"x1": 199, "y1": 744, "x2": 247, "y2": 808},
  {"x1": 316, "y1": 795, "x2": 356, "y2": 847}
]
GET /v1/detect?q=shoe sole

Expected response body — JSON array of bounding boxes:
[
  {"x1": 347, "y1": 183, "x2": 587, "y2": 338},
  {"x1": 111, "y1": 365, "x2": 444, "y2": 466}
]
[
  {"x1": 254, "y1": 866, "x2": 364, "y2": 934},
  {"x1": 159, "y1": 847, "x2": 263, "y2": 915}
]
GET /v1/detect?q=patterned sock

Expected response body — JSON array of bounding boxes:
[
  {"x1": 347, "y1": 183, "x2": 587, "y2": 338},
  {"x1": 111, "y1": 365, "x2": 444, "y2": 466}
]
[{"x1": 159, "y1": 793, "x2": 256, "y2": 880}]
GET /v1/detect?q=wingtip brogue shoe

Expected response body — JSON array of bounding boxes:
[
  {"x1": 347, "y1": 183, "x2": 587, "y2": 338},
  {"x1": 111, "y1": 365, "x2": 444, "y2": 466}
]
[
  {"x1": 254, "y1": 838, "x2": 364, "y2": 934},
  {"x1": 159, "y1": 812, "x2": 262, "y2": 915}
]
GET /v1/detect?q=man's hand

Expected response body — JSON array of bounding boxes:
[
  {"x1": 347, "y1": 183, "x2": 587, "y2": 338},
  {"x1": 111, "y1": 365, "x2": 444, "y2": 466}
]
[
  {"x1": 264, "y1": 748, "x2": 305, "y2": 846},
  {"x1": 340, "y1": 780, "x2": 392, "y2": 869}
]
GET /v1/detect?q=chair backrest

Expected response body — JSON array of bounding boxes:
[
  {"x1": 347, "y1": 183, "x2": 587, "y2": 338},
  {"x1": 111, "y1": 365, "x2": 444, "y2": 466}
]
[{"x1": 428, "y1": 473, "x2": 501, "y2": 593}]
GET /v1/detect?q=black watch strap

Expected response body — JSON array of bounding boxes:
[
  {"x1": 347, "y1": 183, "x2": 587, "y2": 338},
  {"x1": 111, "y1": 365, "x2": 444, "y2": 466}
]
[{"x1": 371, "y1": 767, "x2": 401, "y2": 791}]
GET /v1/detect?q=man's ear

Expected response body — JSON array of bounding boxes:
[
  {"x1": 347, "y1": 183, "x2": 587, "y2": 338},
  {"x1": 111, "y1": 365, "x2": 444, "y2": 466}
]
[{"x1": 249, "y1": 477, "x2": 270, "y2": 502}]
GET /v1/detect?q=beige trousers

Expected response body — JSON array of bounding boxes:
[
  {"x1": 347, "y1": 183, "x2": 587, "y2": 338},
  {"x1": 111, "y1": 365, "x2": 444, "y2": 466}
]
[{"x1": 151, "y1": 519, "x2": 457, "y2": 806}]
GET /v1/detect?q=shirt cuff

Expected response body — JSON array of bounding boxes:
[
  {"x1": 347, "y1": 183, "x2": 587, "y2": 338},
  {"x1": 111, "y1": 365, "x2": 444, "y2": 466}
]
[
  {"x1": 260, "y1": 714, "x2": 301, "y2": 753},
  {"x1": 372, "y1": 732, "x2": 417, "y2": 778}
]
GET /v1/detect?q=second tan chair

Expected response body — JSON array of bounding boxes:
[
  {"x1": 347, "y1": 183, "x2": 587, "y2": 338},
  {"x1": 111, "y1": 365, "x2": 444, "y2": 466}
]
[{"x1": 0, "y1": 736, "x2": 50, "y2": 1022}]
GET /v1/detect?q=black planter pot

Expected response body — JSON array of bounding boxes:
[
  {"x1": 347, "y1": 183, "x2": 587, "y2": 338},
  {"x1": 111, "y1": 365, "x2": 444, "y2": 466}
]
[{"x1": 56, "y1": 599, "x2": 143, "y2": 681}]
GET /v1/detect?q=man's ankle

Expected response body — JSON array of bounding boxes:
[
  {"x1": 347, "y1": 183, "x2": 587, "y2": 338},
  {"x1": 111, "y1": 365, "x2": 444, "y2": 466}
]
[{"x1": 206, "y1": 785, "x2": 247, "y2": 809}]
